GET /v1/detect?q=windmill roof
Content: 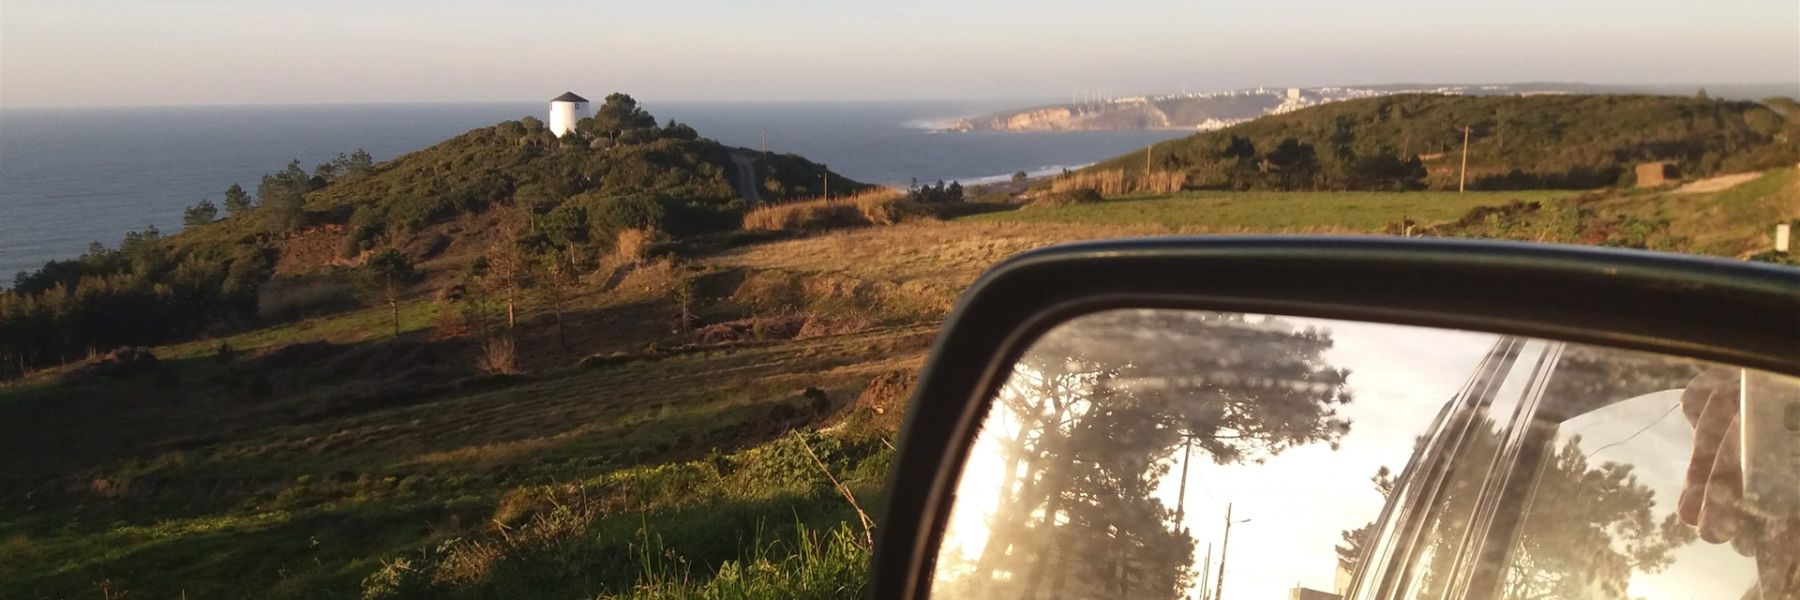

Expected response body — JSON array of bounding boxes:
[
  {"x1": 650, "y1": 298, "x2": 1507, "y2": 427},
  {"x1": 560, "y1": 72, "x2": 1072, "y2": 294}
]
[{"x1": 551, "y1": 92, "x2": 589, "y2": 103}]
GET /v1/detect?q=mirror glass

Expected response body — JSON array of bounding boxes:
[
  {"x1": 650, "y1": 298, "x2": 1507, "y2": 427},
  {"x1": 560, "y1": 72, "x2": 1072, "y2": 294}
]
[{"x1": 930, "y1": 309, "x2": 1800, "y2": 600}]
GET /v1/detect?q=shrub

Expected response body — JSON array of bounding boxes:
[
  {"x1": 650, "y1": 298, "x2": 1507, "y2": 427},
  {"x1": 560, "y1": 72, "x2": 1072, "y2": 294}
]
[
  {"x1": 740, "y1": 189, "x2": 914, "y2": 232},
  {"x1": 256, "y1": 273, "x2": 359, "y2": 322},
  {"x1": 1025, "y1": 188, "x2": 1105, "y2": 209},
  {"x1": 585, "y1": 194, "x2": 668, "y2": 236},
  {"x1": 614, "y1": 228, "x2": 657, "y2": 265},
  {"x1": 1050, "y1": 169, "x2": 1127, "y2": 195},
  {"x1": 475, "y1": 335, "x2": 518, "y2": 375}
]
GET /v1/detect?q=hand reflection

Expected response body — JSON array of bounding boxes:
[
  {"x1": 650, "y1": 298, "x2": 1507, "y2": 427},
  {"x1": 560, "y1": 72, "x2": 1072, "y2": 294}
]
[
  {"x1": 1679, "y1": 368, "x2": 1800, "y2": 596},
  {"x1": 1679, "y1": 367, "x2": 1748, "y2": 547}
]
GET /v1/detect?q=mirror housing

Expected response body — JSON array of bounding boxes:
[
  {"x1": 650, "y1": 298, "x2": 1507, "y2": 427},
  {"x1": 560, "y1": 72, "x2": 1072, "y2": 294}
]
[{"x1": 869, "y1": 236, "x2": 1800, "y2": 600}]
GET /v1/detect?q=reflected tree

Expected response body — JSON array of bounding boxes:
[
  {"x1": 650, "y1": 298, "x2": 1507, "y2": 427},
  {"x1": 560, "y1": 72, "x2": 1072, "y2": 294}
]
[
  {"x1": 1499, "y1": 437, "x2": 1697, "y2": 600},
  {"x1": 943, "y1": 310, "x2": 1354, "y2": 599},
  {"x1": 1337, "y1": 466, "x2": 1396, "y2": 573}
]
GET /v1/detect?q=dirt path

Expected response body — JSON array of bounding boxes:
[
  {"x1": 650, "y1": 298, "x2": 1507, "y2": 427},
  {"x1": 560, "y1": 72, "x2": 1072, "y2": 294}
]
[
  {"x1": 1674, "y1": 172, "x2": 1761, "y2": 194},
  {"x1": 727, "y1": 150, "x2": 765, "y2": 205}
]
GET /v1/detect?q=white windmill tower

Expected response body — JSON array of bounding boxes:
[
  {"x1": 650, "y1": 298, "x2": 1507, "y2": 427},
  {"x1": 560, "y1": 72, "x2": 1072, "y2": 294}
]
[{"x1": 548, "y1": 92, "x2": 592, "y2": 137}]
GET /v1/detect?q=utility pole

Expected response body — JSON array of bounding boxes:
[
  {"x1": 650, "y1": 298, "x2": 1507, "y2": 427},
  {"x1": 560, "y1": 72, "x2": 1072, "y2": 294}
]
[
  {"x1": 822, "y1": 164, "x2": 829, "y2": 200},
  {"x1": 1145, "y1": 144, "x2": 1154, "y2": 189},
  {"x1": 1198, "y1": 543, "x2": 1213, "y2": 600},
  {"x1": 1215, "y1": 503, "x2": 1236, "y2": 600},
  {"x1": 1458, "y1": 125, "x2": 1471, "y2": 193},
  {"x1": 760, "y1": 127, "x2": 767, "y2": 154}
]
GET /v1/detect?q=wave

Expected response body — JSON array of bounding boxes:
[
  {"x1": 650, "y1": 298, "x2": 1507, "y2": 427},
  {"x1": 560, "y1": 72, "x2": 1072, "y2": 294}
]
[
  {"x1": 900, "y1": 116, "x2": 966, "y2": 131},
  {"x1": 957, "y1": 163, "x2": 1094, "y2": 186}
]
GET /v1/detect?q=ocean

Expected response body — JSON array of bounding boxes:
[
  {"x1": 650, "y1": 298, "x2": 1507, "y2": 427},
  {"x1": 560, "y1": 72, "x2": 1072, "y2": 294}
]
[{"x1": 0, "y1": 101, "x2": 1186, "y2": 280}]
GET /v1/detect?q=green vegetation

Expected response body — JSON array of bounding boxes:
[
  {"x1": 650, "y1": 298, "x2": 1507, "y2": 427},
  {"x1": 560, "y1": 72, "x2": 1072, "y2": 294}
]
[
  {"x1": 1432, "y1": 168, "x2": 1800, "y2": 257},
  {"x1": 1085, "y1": 94, "x2": 1800, "y2": 192}
]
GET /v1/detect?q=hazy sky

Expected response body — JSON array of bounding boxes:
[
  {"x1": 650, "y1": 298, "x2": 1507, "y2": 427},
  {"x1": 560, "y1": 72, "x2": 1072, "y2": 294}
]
[{"x1": 2, "y1": 0, "x2": 1795, "y2": 107}]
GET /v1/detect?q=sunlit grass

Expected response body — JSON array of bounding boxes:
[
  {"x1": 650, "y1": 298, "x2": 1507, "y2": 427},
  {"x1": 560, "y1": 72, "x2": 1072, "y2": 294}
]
[
  {"x1": 158, "y1": 302, "x2": 443, "y2": 360},
  {"x1": 963, "y1": 189, "x2": 1575, "y2": 231}
]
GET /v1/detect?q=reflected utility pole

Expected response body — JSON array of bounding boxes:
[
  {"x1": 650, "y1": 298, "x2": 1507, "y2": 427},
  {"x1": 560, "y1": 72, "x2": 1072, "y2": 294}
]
[
  {"x1": 1198, "y1": 543, "x2": 1213, "y2": 600},
  {"x1": 1174, "y1": 435, "x2": 1193, "y2": 523},
  {"x1": 1215, "y1": 504, "x2": 1250, "y2": 600}
]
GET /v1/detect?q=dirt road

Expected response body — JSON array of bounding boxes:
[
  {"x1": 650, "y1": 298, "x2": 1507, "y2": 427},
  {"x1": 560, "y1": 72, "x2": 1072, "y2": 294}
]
[
  {"x1": 727, "y1": 151, "x2": 764, "y2": 205},
  {"x1": 1674, "y1": 172, "x2": 1761, "y2": 194}
]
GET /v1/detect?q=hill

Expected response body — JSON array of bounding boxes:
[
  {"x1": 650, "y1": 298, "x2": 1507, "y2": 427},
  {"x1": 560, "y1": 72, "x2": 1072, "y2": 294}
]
[
  {"x1": 1075, "y1": 94, "x2": 1800, "y2": 192},
  {"x1": 0, "y1": 93, "x2": 864, "y2": 376}
]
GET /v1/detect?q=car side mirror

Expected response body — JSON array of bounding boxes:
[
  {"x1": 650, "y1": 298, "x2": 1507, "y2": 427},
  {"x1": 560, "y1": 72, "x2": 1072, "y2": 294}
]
[{"x1": 869, "y1": 237, "x2": 1799, "y2": 600}]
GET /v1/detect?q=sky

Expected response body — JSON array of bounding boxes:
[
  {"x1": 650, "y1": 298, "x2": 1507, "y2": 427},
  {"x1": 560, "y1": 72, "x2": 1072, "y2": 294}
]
[{"x1": 2, "y1": 0, "x2": 1795, "y2": 108}]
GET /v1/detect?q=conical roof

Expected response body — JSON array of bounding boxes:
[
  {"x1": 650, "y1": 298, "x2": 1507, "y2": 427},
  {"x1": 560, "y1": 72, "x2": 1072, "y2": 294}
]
[{"x1": 551, "y1": 92, "x2": 589, "y2": 103}]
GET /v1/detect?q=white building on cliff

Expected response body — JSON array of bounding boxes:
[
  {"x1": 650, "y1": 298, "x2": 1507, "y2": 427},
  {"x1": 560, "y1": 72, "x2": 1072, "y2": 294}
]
[{"x1": 549, "y1": 92, "x2": 591, "y2": 137}]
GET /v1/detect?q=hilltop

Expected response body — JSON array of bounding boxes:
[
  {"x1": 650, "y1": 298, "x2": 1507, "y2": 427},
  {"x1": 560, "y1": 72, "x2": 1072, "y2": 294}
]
[{"x1": 1071, "y1": 93, "x2": 1800, "y2": 192}]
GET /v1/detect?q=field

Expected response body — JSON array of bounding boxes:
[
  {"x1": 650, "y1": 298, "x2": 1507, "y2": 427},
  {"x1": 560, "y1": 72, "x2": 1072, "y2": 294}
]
[
  {"x1": 966, "y1": 189, "x2": 1576, "y2": 232},
  {"x1": 3, "y1": 170, "x2": 1796, "y2": 598}
]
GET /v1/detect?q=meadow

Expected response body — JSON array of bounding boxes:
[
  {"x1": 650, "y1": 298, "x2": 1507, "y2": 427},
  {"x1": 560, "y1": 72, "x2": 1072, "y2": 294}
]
[{"x1": 965, "y1": 189, "x2": 1575, "y2": 232}]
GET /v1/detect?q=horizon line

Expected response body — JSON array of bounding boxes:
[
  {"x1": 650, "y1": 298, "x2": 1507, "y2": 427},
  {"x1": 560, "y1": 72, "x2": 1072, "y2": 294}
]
[{"x1": 5, "y1": 80, "x2": 1795, "y2": 111}]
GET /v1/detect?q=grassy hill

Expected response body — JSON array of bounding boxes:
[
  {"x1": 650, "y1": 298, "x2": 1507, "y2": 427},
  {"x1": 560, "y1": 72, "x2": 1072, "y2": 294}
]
[
  {"x1": 0, "y1": 94, "x2": 863, "y2": 378},
  {"x1": 1082, "y1": 94, "x2": 1800, "y2": 192}
]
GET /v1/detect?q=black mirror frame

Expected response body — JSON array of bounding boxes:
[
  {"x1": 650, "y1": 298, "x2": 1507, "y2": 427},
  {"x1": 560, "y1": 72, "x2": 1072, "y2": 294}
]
[{"x1": 867, "y1": 236, "x2": 1800, "y2": 600}]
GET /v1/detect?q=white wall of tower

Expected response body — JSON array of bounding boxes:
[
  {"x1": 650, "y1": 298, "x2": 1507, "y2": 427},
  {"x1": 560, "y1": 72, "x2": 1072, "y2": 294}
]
[{"x1": 548, "y1": 100, "x2": 589, "y2": 137}]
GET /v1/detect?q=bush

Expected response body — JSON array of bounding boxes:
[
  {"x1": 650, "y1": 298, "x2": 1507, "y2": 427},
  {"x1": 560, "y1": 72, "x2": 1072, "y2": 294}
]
[
  {"x1": 1025, "y1": 188, "x2": 1105, "y2": 209},
  {"x1": 1050, "y1": 169, "x2": 1127, "y2": 195},
  {"x1": 256, "y1": 273, "x2": 360, "y2": 322},
  {"x1": 614, "y1": 228, "x2": 658, "y2": 264},
  {"x1": 740, "y1": 189, "x2": 914, "y2": 232},
  {"x1": 475, "y1": 335, "x2": 519, "y2": 375},
  {"x1": 585, "y1": 194, "x2": 668, "y2": 237}
]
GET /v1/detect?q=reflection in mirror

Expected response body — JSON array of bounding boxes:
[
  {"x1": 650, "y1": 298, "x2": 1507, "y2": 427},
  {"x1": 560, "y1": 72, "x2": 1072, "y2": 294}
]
[{"x1": 930, "y1": 309, "x2": 1800, "y2": 600}]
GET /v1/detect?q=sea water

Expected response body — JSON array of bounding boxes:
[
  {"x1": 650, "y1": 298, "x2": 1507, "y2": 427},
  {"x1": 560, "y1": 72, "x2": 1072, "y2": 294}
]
[{"x1": 0, "y1": 101, "x2": 1185, "y2": 279}]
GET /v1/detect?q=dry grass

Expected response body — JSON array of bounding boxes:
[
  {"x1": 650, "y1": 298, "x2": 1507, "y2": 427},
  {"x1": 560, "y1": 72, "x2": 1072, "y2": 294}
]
[
  {"x1": 476, "y1": 335, "x2": 519, "y2": 375},
  {"x1": 1050, "y1": 169, "x2": 1128, "y2": 195},
  {"x1": 1138, "y1": 169, "x2": 1186, "y2": 194},
  {"x1": 613, "y1": 228, "x2": 656, "y2": 265},
  {"x1": 741, "y1": 188, "x2": 916, "y2": 232},
  {"x1": 1025, "y1": 188, "x2": 1104, "y2": 209},
  {"x1": 1048, "y1": 168, "x2": 1184, "y2": 196},
  {"x1": 706, "y1": 220, "x2": 1171, "y2": 304}
]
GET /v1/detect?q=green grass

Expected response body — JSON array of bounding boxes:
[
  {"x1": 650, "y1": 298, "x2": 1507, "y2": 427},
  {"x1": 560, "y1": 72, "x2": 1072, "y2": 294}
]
[
  {"x1": 159, "y1": 302, "x2": 443, "y2": 360},
  {"x1": 0, "y1": 312, "x2": 929, "y2": 599},
  {"x1": 1433, "y1": 168, "x2": 1798, "y2": 257},
  {"x1": 962, "y1": 189, "x2": 1575, "y2": 231}
]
